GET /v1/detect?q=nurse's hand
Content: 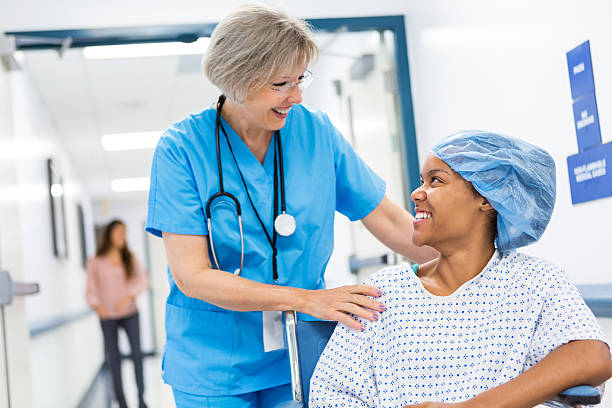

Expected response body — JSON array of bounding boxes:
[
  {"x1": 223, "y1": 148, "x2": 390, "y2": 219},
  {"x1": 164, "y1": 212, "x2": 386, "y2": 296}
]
[{"x1": 299, "y1": 284, "x2": 385, "y2": 331}]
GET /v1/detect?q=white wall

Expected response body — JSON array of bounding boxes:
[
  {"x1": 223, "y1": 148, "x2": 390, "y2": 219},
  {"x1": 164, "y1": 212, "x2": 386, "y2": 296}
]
[
  {"x1": 7, "y1": 66, "x2": 102, "y2": 407},
  {"x1": 403, "y1": 5, "x2": 612, "y2": 284},
  {"x1": 0, "y1": 55, "x2": 34, "y2": 408}
]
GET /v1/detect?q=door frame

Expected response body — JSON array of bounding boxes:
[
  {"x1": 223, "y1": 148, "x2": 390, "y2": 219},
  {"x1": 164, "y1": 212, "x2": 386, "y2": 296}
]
[{"x1": 6, "y1": 15, "x2": 420, "y2": 209}]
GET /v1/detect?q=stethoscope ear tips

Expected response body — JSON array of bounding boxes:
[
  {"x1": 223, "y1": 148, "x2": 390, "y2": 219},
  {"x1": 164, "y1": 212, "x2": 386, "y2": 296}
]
[{"x1": 233, "y1": 268, "x2": 241, "y2": 276}]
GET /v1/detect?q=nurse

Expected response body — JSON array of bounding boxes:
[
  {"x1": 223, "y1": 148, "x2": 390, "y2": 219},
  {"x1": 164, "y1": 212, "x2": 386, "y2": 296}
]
[{"x1": 146, "y1": 3, "x2": 435, "y2": 407}]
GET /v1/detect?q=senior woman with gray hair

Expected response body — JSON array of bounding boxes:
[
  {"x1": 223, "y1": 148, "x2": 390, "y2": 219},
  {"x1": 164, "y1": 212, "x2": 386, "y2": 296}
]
[{"x1": 146, "y1": 3, "x2": 434, "y2": 407}]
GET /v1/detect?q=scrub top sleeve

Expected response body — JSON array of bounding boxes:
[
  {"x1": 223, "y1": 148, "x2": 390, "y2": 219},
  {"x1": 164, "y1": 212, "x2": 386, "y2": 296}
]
[
  {"x1": 527, "y1": 267, "x2": 609, "y2": 367},
  {"x1": 328, "y1": 116, "x2": 386, "y2": 221},
  {"x1": 146, "y1": 134, "x2": 208, "y2": 238}
]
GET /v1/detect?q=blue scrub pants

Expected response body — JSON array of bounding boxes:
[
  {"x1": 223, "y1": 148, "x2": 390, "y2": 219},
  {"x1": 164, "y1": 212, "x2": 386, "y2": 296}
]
[{"x1": 172, "y1": 383, "x2": 292, "y2": 408}]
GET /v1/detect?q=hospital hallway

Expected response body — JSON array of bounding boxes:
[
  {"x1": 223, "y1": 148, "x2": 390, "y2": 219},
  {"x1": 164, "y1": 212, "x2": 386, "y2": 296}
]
[
  {"x1": 82, "y1": 355, "x2": 174, "y2": 408},
  {"x1": 2, "y1": 1, "x2": 612, "y2": 407}
]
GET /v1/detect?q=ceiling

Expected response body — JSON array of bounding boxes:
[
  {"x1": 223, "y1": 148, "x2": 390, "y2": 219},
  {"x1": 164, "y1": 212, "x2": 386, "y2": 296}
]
[{"x1": 20, "y1": 30, "x2": 380, "y2": 205}]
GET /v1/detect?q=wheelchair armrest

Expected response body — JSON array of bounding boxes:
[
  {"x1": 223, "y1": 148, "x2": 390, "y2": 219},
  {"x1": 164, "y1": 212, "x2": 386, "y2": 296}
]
[
  {"x1": 274, "y1": 401, "x2": 304, "y2": 408},
  {"x1": 543, "y1": 385, "x2": 601, "y2": 406}
]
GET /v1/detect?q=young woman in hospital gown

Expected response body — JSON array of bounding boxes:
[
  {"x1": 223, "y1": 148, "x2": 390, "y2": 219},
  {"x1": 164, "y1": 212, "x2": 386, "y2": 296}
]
[{"x1": 310, "y1": 130, "x2": 612, "y2": 408}]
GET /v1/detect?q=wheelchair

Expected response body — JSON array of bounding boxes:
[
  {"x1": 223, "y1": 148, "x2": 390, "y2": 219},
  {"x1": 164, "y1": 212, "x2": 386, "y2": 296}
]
[{"x1": 278, "y1": 311, "x2": 602, "y2": 408}]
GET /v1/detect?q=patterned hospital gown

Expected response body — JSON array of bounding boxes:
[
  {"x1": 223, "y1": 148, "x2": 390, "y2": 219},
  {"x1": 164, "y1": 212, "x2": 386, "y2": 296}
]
[{"x1": 310, "y1": 251, "x2": 608, "y2": 407}]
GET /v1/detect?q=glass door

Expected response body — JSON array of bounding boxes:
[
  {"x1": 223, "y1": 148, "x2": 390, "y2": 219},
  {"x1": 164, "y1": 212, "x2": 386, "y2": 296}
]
[{"x1": 307, "y1": 28, "x2": 409, "y2": 283}]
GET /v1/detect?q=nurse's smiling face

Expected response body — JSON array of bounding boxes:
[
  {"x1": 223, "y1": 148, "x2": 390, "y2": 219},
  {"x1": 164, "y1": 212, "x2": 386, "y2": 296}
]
[
  {"x1": 241, "y1": 66, "x2": 306, "y2": 131},
  {"x1": 410, "y1": 154, "x2": 494, "y2": 251}
]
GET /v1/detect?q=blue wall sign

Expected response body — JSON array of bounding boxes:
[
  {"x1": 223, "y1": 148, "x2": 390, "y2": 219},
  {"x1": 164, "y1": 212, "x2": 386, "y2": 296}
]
[
  {"x1": 572, "y1": 92, "x2": 602, "y2": 152},
  {"x1": 565, "y1": 40, "x2": 608, "y2": 204},
  {"x1": 566, "y1": 41, "x2": 595, "y2": 100},
  {"x1": 567, "y1": 142, "x2": 612, "y2": 204}
]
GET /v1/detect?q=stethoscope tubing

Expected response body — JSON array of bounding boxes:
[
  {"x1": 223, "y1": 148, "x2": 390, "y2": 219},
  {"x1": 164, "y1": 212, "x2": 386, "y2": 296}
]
[
  {"x1": 207, "y1": 215, "x2": 244, "y2": 276},
  {"x1": 206, "y1": 95, "x2": 292, "y2": 280},
  {"x1": 276, "y1": 125, "x2": 287, "y2": 214}
]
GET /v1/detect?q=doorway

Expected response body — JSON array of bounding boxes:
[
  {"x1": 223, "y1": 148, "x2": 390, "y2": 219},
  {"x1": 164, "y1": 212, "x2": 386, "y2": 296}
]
[{"x1": 3, "y1": 15, "x2": 419, "y2": 406}]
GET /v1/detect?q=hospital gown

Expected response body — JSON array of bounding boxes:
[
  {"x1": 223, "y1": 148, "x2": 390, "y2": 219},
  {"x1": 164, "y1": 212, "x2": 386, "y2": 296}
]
[{"x1": 310, "y1": 251, "x2": 608, "y2": 407}]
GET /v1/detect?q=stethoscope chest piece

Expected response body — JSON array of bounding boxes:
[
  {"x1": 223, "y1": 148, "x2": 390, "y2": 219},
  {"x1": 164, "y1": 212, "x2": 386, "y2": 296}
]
[
  {"x1": 274, "y1": 212, "x2": 296, "y2": 237},
  {"x1": 211, "y1": 94, "x2": 295, "y2": 280}
]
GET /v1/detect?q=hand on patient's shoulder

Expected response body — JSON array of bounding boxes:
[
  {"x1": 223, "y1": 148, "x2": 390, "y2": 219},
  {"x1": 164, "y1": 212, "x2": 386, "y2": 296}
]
[{"x1": 300, "y1": 283, "x2": 386, "y2": 331}]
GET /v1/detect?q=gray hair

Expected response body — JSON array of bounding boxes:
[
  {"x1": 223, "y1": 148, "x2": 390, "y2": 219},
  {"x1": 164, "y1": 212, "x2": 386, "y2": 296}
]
[{"x1": 203, "y1": 3, "x2": 318, "y2": 104}]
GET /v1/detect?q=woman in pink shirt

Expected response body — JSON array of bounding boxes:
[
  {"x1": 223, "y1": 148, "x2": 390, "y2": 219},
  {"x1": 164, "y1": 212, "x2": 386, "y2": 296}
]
[{"x1": 86, "y1": 219, "x2": 149, "y2": 408}]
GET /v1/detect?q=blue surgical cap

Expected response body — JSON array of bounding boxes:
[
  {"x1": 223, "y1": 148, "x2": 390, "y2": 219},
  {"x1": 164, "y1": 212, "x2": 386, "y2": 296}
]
[{"x1": 431, "y1": 130, "x2": 556, "y2": 251}]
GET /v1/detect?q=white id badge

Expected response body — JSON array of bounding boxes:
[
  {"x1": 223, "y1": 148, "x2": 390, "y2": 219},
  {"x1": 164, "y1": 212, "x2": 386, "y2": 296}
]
[{"x1": 262, "y1": 311, "x2": 285, "y2": 352}]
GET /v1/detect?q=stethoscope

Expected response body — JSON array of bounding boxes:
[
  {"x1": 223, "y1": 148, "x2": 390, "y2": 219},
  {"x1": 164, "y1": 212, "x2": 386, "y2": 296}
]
[{"x1": 206, "y1": 95, "x2": 296, "y2": 280}]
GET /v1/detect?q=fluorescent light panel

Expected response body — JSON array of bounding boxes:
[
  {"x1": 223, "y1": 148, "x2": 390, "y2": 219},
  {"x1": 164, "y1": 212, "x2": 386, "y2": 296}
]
[
  {"x1": 111, "y1": 177, "x2": 150, "y2": 193},
  {"x1": 101, "y1": 131, "x2": 161, "y2": 151},
  {"x1": 83, "y1": 38, "x2": 210, "y2": 59}
]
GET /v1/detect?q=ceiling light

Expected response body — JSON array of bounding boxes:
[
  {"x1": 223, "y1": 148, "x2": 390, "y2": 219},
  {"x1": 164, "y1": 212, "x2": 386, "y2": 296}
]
[
  {"x1": 111, "y1": 177, "x2": 150, "y2": 193},
  {"x1": 83, "y1": 37, "x2": 210, "y2": 59},
  {"x1": 101, "y1": 131, "x2": 161, "y2": 151}
]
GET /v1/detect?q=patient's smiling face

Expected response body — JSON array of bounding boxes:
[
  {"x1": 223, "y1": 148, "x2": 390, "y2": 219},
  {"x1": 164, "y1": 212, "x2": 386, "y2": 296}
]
[{"x1": 410, "y1": 154, "x2": 491, "y2": 250}]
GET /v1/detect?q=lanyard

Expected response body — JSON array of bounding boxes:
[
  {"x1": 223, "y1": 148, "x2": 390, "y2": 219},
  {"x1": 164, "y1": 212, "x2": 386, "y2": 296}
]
[{"x1": 218, "y1": 121, "x2": 281, "y2": 282}]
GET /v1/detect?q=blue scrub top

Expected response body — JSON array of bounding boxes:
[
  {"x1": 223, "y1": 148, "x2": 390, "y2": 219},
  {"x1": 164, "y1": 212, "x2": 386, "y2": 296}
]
[{"x1": 146, "y1": 103, "x2": 386, "y2": 396}]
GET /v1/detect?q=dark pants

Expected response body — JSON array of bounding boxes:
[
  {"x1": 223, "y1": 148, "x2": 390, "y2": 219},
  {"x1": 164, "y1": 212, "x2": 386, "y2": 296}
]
[{"x1": 100, "y1": 312, "x2": 145, "y2": 408}]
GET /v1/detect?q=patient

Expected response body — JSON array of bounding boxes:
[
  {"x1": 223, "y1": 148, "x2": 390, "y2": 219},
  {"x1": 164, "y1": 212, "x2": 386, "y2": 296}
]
[{"x1": 310, "y1": 130, "x2": 612, "y2": 408}]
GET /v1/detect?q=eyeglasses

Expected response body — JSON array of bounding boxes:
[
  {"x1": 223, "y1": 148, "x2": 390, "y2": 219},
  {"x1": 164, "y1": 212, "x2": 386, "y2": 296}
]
[{"x1": 265, "y1": 70, "x2": 313, "y2": 96}]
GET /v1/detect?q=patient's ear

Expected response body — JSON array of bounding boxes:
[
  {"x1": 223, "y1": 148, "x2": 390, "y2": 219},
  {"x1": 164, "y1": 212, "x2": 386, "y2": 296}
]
[{"x1": 479, "y1": 198, "x2": 494, "y2": 212}]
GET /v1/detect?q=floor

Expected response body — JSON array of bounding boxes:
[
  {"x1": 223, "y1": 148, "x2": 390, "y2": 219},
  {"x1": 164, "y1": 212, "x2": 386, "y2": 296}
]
[{"x1": 111, "y1": 355, "x2": 174, "y2": 408}]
